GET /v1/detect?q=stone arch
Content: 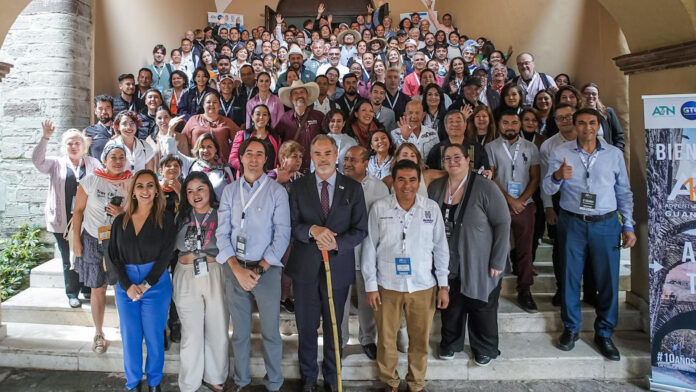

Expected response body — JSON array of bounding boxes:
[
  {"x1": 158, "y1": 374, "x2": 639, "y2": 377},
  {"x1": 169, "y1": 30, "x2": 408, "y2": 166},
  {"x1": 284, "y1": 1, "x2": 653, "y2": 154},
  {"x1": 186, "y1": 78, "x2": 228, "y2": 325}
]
[{"x1": 651, "y1": 311, "x2": 696, "y2": 365}]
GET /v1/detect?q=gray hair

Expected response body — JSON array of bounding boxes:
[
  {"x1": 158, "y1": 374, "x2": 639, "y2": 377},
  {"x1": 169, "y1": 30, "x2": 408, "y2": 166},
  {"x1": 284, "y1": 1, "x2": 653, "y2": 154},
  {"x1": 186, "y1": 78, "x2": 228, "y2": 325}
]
[{"x1": 310, "y1": 134, "x2": 338, "y2": 153}]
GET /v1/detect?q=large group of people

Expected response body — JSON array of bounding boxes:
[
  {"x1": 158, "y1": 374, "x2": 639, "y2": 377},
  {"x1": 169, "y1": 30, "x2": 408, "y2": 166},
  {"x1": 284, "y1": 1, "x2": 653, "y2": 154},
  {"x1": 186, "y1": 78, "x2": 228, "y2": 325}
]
[{"x1": 32, "y1": 2, "x2": 637, "y2": 392}]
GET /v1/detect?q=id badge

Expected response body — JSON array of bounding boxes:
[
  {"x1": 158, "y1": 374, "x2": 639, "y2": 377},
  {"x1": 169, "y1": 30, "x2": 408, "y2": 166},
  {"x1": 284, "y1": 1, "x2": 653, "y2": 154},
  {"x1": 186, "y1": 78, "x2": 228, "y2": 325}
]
[
  {"x1": 193, "y1": 255, "x2": 209, "y2": 278},
  {"x1": 579, "y1": 192, "x2": 597, "y2": 212},
  {"x1": 97, "y1": 226, "x2": 111, "y2": 243},
  {"x1": 395, "y1": 255, "x2": 412, "y2": 276},
  {"x1": 507, "y1": 181, "x2": 522, "y2": 198},
  {"x1": 444, "y1": 221, "x2": 454, "y2": 238},
  {"x1": 236, "y1": 235, "x2": 247, "y2": 257}
]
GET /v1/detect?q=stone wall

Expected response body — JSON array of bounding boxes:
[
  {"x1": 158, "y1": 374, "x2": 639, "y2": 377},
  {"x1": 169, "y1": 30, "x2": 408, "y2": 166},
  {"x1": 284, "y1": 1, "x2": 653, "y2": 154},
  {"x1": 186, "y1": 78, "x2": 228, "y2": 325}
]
[{"x1": 0, "y1": 0, "x2": 92, "y2": 237}]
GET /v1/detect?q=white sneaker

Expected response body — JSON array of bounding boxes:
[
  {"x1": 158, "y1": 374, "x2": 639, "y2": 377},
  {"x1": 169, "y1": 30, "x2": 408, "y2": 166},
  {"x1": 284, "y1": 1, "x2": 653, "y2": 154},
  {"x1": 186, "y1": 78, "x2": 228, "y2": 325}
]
[{"x1": 92, "y1": 334, "x2": 108, "y2": 354}]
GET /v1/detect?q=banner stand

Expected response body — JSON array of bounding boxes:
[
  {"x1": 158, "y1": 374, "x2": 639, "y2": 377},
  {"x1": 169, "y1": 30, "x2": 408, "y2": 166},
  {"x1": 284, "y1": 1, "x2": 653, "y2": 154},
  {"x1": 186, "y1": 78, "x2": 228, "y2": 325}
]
[{"x1": 644, "y1": 94, "x2": 696, "y2": 392}]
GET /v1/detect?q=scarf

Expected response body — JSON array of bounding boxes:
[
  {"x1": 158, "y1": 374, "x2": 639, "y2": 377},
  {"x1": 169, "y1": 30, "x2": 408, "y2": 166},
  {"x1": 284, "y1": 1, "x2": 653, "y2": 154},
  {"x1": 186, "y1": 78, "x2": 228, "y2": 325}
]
[{"x1": 93, "y1": 169, "x2": 133, "y2": 195}]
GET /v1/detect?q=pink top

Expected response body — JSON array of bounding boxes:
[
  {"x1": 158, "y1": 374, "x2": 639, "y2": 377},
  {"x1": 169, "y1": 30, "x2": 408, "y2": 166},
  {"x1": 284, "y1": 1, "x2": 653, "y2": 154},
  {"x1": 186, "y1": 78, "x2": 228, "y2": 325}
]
[
  {"x1": 228, "y1": 130, "x2": 281, "y2": 173},
  {"x1": 32, "y1": 138, "x2": 101, "y2": 233},
  {"x1": 245, "y1": 93, "x2": 285, "y2": 129}
]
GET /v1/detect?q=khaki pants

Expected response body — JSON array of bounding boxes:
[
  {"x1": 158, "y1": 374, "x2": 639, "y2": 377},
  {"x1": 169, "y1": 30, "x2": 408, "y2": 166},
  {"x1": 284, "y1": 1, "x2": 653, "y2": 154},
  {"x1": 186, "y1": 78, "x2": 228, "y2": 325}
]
[
  {"x1": 173, "y1": 262, "x2": 229, "y2": 392},
  {"x1": 375, "y1": 286, "x2": 436, "y2": 391}
]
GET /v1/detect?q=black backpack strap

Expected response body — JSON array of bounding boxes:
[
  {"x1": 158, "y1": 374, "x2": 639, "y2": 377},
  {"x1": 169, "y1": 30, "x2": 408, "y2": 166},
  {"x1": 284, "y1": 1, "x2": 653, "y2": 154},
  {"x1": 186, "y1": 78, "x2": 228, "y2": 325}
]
[{"x1": 539, "y1": 72, "x2": 550, "y2": 90}]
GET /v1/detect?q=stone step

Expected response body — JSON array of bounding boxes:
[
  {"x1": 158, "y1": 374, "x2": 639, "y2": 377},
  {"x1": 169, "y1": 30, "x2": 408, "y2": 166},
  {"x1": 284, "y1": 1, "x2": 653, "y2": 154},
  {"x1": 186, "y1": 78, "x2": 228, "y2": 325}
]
[
  {"x1": 2, "y1": 287, "x2": 642, "y2": 333},
  {"x1": 0, "y1": 322, "x2": 650, "y2": 381},
  {"x1": 28, "y1": 256, "x2": 632, "y2": 296}
]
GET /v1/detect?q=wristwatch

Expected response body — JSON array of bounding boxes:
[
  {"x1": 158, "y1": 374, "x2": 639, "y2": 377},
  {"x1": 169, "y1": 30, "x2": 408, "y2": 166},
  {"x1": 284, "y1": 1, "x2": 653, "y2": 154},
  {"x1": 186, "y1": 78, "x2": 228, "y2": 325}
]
[
  {"x1": 142, "y1": 281, "x2": 152, "y2": 289},
  {"x1": 255, "y1": 265, "x2": 266, "y2": 276}
]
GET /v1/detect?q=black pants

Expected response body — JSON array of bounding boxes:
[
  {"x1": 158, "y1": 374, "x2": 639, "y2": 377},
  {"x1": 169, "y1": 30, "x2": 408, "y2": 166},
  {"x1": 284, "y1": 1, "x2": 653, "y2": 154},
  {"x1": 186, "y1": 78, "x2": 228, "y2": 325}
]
[
  {"x1": 293, "y1": 269, "x2": 349, "y2": 386},
  {"x1": 53, "y1": 232, "x2": 86, "y2": 299},
  {"x1": 531, "y1": 189, "x2": 546, "y2": 261},
  {"x1": 440, "y1": 278, "x2": 502, "y2": 358},
  {"x1": 167, "y1": 256, "x2": 179, "y2": 326},
  {"x1": 550, "y1": 194, "x2": 597, "y2": 299}
]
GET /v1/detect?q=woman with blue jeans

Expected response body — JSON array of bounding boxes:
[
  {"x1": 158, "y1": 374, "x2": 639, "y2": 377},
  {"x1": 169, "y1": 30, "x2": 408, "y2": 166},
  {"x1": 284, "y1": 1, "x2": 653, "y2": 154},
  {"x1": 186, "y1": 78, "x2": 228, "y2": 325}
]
[{"x1": 109, "y1": 169, "x2": 176, "y2": 392}]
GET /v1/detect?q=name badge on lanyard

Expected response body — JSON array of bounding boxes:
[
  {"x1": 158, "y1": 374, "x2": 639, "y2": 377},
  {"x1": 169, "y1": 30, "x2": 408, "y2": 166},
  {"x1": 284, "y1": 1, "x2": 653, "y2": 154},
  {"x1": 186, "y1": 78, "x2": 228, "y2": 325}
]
[
  {"x1": 503, "y1": 142, "x2": 522, "y2": 198},
  {"x1": 236, "y1": 177, "x2": 269, "y2": 258},
  {"x1": 444, "y1": 176, "x2": 467, "y2": 238},
  {"x1": 193, "y1": 210, "x2": 211, "y2": 278},
  {"x1": 395, "y1": 207, "x2": 415, "y2": 276},
  {"x1": 579, "y1": 151, "x2": 598, "y2": 212}
]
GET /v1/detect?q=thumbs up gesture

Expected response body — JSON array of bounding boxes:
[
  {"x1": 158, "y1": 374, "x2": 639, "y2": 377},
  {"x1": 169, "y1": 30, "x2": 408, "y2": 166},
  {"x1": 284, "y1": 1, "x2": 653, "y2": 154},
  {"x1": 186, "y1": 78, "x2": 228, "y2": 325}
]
[{"x1": 554, "y1": 158, "x2": 573, "y2": 181}]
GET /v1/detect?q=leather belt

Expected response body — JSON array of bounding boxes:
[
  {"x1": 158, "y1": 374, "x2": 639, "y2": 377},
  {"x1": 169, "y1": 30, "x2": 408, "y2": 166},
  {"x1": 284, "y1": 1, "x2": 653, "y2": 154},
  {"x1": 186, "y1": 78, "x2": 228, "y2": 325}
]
[
  {"x1": 239, "y1": 259, "x2": 265, "y2": 275},
  {"x1": 562, "y1": 209, "x2": 616, "y2": 222}
]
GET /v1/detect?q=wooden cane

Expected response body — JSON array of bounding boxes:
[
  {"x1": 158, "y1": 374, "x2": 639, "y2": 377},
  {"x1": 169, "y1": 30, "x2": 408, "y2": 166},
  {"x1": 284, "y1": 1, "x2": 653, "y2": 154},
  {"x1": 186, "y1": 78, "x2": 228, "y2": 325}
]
[{"x1": 322, "y1": 249, "x2": 343, "y2": 392}]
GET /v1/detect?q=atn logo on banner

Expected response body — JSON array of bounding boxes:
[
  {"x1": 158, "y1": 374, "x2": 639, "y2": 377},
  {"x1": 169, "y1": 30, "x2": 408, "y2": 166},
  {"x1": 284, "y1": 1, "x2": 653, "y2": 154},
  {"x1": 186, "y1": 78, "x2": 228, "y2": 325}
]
[{"x1": 644, "y1": 94, "x2": 696, "y2": 392}]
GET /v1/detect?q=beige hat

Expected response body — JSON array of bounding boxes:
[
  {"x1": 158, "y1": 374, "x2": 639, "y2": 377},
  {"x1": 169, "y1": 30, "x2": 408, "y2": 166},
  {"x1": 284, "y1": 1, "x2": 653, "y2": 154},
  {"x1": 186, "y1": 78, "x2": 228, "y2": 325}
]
[
  {"x1": 337, "y1": 29, "x2": 360, "y2": 45},
  {"x1": 287, "y1": 45, "x2": 306, "y2": 60},
  {"x1": 367, "y1": 37, "x2": 387, "y2": 52},
  {"x1": 278, "y1": 80, "x2": 320, "y2": 108}
]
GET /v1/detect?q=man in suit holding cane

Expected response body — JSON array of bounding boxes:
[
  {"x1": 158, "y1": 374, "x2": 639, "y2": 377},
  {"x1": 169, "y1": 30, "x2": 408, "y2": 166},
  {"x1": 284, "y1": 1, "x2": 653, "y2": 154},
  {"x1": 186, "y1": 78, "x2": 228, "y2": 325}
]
[{"x1": 287, "y1": 134, "x2": 369, "y2": 392}]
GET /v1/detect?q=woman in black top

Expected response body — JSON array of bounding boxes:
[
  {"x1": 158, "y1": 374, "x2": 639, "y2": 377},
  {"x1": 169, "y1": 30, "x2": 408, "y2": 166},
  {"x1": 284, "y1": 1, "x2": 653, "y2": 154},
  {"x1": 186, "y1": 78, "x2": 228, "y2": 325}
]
[{"x1": 109, "y1": 169, "x2": 176, "y2": 392}]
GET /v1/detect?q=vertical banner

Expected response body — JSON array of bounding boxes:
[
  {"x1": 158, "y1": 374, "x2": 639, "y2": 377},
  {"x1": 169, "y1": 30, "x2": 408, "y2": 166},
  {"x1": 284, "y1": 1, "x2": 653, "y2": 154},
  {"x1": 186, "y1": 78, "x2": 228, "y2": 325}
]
[{"x1": 645, "y1": 94, "x2": 696, "y2": 392}]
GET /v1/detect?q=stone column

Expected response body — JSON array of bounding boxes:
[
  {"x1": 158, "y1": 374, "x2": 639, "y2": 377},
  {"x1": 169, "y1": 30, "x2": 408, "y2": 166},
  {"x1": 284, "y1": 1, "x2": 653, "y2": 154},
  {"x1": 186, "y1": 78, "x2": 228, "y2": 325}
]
[
  {"x1": 0, "y1": 0, "x2": 92, "y2": 236},
  {"x1": 0, "y1": 287, "x2": 5, "y2": 339}
]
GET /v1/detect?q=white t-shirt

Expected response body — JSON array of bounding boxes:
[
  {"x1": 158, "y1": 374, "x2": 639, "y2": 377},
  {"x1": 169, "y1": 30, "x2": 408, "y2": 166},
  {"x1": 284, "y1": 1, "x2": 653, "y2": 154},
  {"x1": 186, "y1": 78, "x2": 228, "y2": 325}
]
[
  {"x1": 79, "y1": 174, "x2": 126, "y2": 238},
  {"x1": 106, "y1": 137, "x2": 154, "y2": 173}
]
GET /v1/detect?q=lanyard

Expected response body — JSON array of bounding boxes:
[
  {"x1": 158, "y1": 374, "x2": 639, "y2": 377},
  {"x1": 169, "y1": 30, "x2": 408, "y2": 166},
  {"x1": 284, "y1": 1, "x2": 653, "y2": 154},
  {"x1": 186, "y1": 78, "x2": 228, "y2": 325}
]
[
  {"x1": 385, "y1": 91, "x2": 400, "y2": 110},
  {"x1": 193, "y1": 210, "x2": 212, "y2": 251},
  {"x1": 194, "y1": 90, "x2": 204, "y2": 107},
  {"x1": 220, "y1": 99, "x2": 233, "y2": 118},
  {"x1": 445, "y1": 175, "x2": 467, "y2": 222},
  {"x1": 578, "y1": 150, "x2": 598, "y2": 190},
  {"x1": 375, "y1": 106, "x2": 382, "y2": 120},
  {"x1": 503, "y1": 141, "x2": 521, "y2": 181},
  {"x1": 67, "y1": 157, "x2": 84, "y2": 183},
  {"x1": 172, "y1": 89, "x2": 182, "y2": 105},
  {"x1": 344, "y1": 97, "x2": 357, "y2": 112},
  {"x1": 152, "y1": 65, "x2": 164, "y2": 80},
  {"x1": 396, "y1": 205, "x2": 416, "y2": 254},
  {"x1": 239, "y1": 177, "x2": 269, "y2": 230},
  {"x1": 246, "y1": 87, "x2": 254, "y2": 101}
]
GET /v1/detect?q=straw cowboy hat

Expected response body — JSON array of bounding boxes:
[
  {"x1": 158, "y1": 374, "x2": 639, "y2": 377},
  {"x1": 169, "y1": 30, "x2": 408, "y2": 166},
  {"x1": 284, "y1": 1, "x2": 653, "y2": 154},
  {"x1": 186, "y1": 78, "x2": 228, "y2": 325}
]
[
  {"x1": 337, "y1": 29, "x2": 360, "y2": 45},
  {"x1": 367, "y1": 37, "x2": 387, "y2": 52},
  {"x1": 278, "y1": 80, "x2": 320, "y2": 108},
  {"x1": 287, "y1": 45, "x2": 306, "y2": 60}
]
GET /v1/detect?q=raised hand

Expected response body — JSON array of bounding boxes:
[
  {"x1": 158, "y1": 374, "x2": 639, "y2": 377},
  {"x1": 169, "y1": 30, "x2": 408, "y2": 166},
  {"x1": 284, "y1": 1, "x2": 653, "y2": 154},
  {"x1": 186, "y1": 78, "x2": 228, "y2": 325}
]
[
  {"x1": 276, "y1": 14, "x2": 283, "y2": 25},
  {"x1": 317, "y1": 3, "x2": 325, "y2": 15},
  {"x1": 168, "y1": 115, "x2": 186, "y2": 136},
  {"x1": 41, "y1": 119, "x2": 55, "y2": 139},
  {"x1": 397, "y1": 116, "x2": 412, "y2": 139},
  {"x1": 460, "y1": 103, "x2": 473, "y2": 119}
]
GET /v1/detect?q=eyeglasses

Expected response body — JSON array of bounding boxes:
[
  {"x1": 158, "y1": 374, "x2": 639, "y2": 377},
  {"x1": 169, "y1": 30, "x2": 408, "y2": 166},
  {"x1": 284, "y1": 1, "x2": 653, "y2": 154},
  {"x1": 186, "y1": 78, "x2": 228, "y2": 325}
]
[
  {"x1": 555, "y1": 115, "x2": 573, "y2": 122},
  {"x1": 443, "y1": 155, "x2": 465, "y2": 163}
]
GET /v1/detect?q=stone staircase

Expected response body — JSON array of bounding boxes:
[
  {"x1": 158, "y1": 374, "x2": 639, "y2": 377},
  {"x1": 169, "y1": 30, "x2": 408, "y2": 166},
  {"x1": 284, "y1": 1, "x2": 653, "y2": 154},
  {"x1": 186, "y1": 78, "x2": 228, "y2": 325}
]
[{"x1": 0, "y1": 243, "x2": 650, "y2": 381}]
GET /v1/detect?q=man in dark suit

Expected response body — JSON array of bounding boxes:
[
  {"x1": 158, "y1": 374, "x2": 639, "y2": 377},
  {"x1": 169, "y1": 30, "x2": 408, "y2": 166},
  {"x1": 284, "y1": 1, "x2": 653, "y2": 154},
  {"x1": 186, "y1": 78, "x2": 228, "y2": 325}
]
[{"x1": 287, "y1": 134, "x2": 369, "y2": 392}]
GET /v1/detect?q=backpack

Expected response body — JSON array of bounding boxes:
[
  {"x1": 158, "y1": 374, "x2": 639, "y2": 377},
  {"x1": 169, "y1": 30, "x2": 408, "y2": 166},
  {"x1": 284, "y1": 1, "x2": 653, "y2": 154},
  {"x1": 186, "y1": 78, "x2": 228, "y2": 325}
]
[{"x1": 512, "y1": 72, "x2": 551, "y2": 90}]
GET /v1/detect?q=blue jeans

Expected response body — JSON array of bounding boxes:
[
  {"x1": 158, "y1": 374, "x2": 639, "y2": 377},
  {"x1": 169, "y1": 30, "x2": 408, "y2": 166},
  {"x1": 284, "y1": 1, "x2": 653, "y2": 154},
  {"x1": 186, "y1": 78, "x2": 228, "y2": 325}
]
[
  {"x1": 115, "y1": 262, "x2": 172, "y2": 389},
  {"x1": 558, "y1": 211, "x2": 621, "y2": 337}
]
